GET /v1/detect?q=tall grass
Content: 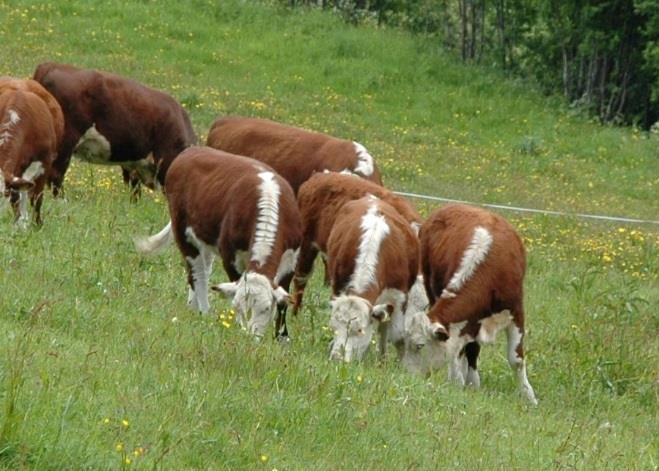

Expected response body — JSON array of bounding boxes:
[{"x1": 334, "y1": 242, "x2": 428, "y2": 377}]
[{"x1": 0, "y1": 0, "x2": 657, "y2": 468}]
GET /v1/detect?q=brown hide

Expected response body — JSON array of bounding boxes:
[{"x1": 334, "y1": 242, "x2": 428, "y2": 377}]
[
  {"x1": 0, "y1": 87, "x2": 60, "y2": 224},
  {"x1": 164, "y1": 146, "x2": 301, "y2": 282},
  {"x1": 0, "y1": 77, "x2": 64, "y2": 149},
  {"x1": 327, "y1": 197, "x2": 419, "y2": 305},
  {"x1": 420, "y1": 204, "x2": 526, "y2": 338},
  {"x1": 206, "y1": 117, "x2": 383, "y2": 193},
  {"x1": 33, "y1": 62, "x2": 196, "y2": 193},
  {"x1": 292, "y1": 172, "x2": 422, "y2": 313}
]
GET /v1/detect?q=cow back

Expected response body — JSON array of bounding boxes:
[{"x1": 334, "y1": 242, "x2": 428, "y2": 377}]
[
  {"x1": 420, "y1": 204, "x2": 525, "y2": 309},
  {"x1": 207, "y1": 117, "x2": 382, "y2": 193},
  {"x1": 328, "y1": 197, "x2": 419, "y2": 300},
  {"x1": 165, "y1": 146, "x2": 301, "y2": 277},
  {"x1": 0, "y1": 89, "x2": 57, "y2": 177},
  {"x1": 0, "y1": 77, "x2": 64, "y2": 147},
  {"x1": 298, "y1": 172, "x2": 421, "y2": 253}
]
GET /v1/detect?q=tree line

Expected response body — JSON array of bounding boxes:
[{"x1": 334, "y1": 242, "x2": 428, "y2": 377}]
[{"x1": 282, "y1": 0, "x2": 659, "y2": 129}]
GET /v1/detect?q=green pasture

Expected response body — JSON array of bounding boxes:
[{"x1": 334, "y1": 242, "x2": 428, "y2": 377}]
[{"x1": 0, "y1": 0, "x2": 657, "y2": 468}]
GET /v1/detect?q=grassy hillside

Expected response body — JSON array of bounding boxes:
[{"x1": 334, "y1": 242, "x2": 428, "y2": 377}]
[{"x1": 0, "y1": 0, "x2": 657, "y2": 468}]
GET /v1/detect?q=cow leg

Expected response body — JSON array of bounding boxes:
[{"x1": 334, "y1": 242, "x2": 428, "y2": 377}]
[
  {"x1": 274, "y1": 304, "x2": 290, "y2": 341},
  {"x1": 29, "y1": 178, "x2": 46, "y2": 226},
  {"x1": 377, "y1": 322, "x2": 388, "y2": 359},
  {"x1": 122, "y1": 167, "x2": 142, "y2": 202},
  {"x1": 506, "y1": 311, "x2": 538, "y2": 405},
  {"x1": 186, "y1": 246, "x2": 211, "y2": 314},
  {"x1": 292, "y1": 241, "x2": 319, "y2": 316},
  {"x1": 464, "y1": 342, "x2": 481, "y2": 388},
  {"x1": 275, "y1": 271, "x2": 293, "y2": 341},
  {"x1": 446, "y1": 333, "x2": 468, "y2": 386},
  {"x1": 16, "y1": 189, "x2": 30, "y2": 228},
  {"x1": 50, "y1": 132, "x2": 78, "y2": 197}
]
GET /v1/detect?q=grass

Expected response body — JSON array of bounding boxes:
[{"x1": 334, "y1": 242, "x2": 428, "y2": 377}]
[{"x1": 0, "y1": 0, "x2": 657, "y2": 468}]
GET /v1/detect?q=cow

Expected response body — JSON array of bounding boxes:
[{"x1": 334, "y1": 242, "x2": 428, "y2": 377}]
[
  {"x1": 326, "y1": 196, "x2": 419, "y2": 362},
  {"x1": 0, "y1": 79, "x2": 63, "y2": 226},
  {"x1": 33, "y1": 62, "x2": 196, "y2": 196},
  {"x1": 0, "y1": 77, "x2": 64, "y2": 147},
  {"x1": 134, "y1": 146, "x2": 301, "y2": 340},
  {"x1": 292, "y1": 171, "x2": 423, "y2": 316},
  {"x1": 206, "y1": 116, "x2": 383, "y2": 194},
  {"x1": 402, "y1": 204, "x2": 538, "y2": 405}
]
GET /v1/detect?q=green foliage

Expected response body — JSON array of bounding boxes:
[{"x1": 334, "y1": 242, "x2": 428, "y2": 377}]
[
  {"x1": 0, "y1": 0, "x2": 657, "y2": 468},
  {"x1": 286, "y1": 0, "x2": 659, "y2": 128}
]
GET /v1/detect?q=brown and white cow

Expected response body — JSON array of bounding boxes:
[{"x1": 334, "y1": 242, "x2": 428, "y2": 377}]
[
  {"x1": 402, "y1": 204, "x2": 537, "y2": 405},
  {"x1": 0, "y1": 77, "x2": 64, "y2": 146},
  {"x1": 33, "y1": 62, "x2": 196, "y2": 195},
  {"x1": 134, "y1": 146, "x2": 301, "y2": 339},
  {"x1": 293, "y1": 171, "x2": 423, "y2": 316},
  {"x1": 0, "y1": 79, "x2": 63, "y2": 226},
  {"x1": 206, "y1": 117, "x2": 383, "y2": 194},
  {"x1": 326, "y1": 196, "x2": 419, "y2": 362}
]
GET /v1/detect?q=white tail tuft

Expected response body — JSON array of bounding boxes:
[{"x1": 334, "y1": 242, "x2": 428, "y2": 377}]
[{"x1": 134, "y1": 221, "x2": 173, "y2": 255}]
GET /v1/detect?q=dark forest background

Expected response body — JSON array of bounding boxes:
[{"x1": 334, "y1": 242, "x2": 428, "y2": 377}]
[{"x1": 283, "y1": 0, "x2": 659, "y2": 129}]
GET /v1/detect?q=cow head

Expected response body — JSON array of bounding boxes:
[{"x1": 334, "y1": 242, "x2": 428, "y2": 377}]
[
  {"x1": 0, "y1": 163, "x2": 42, "y2": 220},
  {"x1": 328, "y1": 294, "x2": 393, "y2": 362},
  {"x1": 212, "y1": 272, "x2": 289, "y2": 340},
  {"x1": 402, "y1": 309, "x2": 449, "y2": 375}
]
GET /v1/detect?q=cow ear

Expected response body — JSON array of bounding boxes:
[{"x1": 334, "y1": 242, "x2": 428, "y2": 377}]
[
  {"x1": 8, "y1": 177, "x2": 34, "y2": 190},
  {"x1": 428, "y1": 322, "x2": 449, "y2": 341},
  {"x1": 273, "y1": 286, "x2": 290, "y2": 308},
  {"x1": 371, "y1": 303, "x2": 394, "y2": 322},
  {"x1": 211, "y1": 282, "x2": 238, "y2": 298}
]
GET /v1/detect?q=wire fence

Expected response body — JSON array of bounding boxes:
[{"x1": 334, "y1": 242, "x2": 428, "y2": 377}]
[{"x1": 393, "y1": 190, "x2": 659, "y2": 226}]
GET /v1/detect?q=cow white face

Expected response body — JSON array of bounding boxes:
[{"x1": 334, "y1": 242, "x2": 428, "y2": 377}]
[
  {"x1": 328, "y1": 295, "x2": 392, "y2": 362},
  {"x1": 213, "y1": 272, "x2": 289, "y2": 339},
  {"x1": 402, "y1": 310, "x2": 447, "y2": 375}
]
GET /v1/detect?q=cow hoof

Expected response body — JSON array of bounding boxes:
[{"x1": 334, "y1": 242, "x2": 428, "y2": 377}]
[{"x1": 276, "y1": 334, "x2": 291, "y2": 344}]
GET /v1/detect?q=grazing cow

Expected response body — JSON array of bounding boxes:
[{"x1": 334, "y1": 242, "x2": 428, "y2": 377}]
[
  {"x1": 134, "y1": 146, "x2": 301, "y2": 339},
  {"x1": 327, "y1": 196, "x2": 419, "y2": 362},
  {"x1": 402, "y1": 204, "x2": 538, "y2": 405},
  {"x1": 0, "y1": 80, "x2": 63, "y2": 226},
  {"x1": 0, "y1": 77, "x2": 64, "y2": 147},
  {"x1": 293, "y1": 171, "x2": 423, "y2": 315},
  {"x1": 33, "y1": 62, "x2": 196, "y2": 195},
  {"x1": 206, "y1": 116, "x2": 383, "y2": 194}
]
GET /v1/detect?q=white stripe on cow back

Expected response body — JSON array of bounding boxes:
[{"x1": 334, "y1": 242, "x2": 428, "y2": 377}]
[
  {"x1": 348, "y1": 201, "x2": 390, "y2": 293},
  {"x1": 251, "y1": 171, "x2": 281, "y2": 266},
  {"x1": 352, "y1": 142, "x2": 374, "y2": 177},
  {"x1": 0, "y1": 109, "x2": 20, "y2": 147},
  {"x1": 441, "y1": 226, "x2": 493, "y2": 299}
]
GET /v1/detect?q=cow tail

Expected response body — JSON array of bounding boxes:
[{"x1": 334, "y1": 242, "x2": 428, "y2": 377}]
[{"x1": 134, "y1": 220, "x2": 173, "y2": 255}]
